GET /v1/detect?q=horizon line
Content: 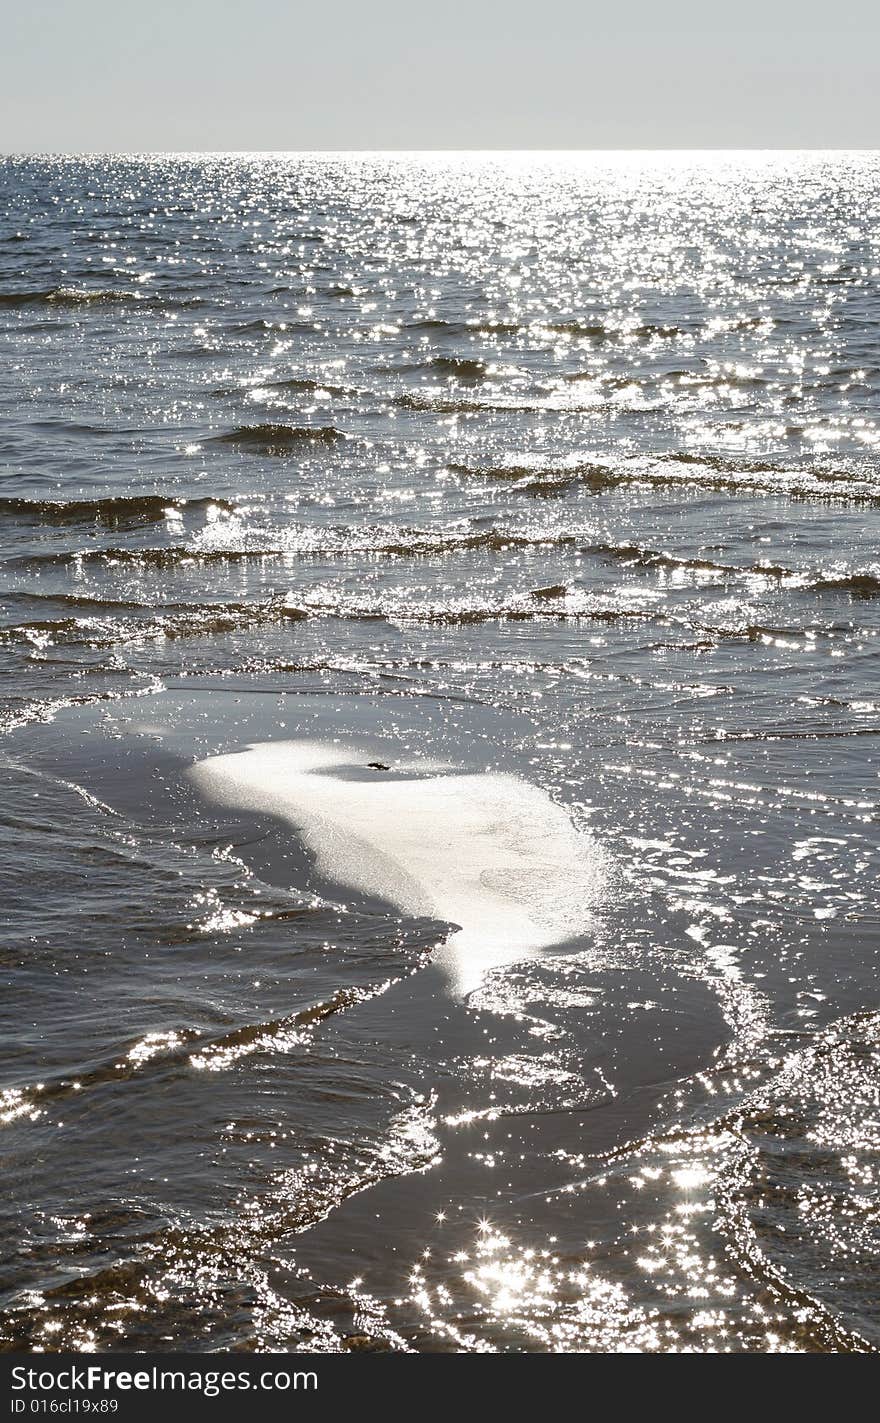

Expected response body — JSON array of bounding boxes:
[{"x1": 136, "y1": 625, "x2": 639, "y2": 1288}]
[{"x1": 4, "y1": 146, "x2": 880, "y2": 159}]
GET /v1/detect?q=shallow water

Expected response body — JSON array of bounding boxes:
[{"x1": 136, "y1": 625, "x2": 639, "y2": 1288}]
[{"x1": 0, "y1": 153, "x2": 878, "y2": 1352}]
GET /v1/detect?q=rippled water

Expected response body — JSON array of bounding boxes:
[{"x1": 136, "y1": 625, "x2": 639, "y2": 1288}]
[{"x1": 1, "y1": 153, "x2": 878, "y2": 1353}]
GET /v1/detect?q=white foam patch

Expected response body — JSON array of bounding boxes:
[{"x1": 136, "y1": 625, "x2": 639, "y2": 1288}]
[{"x1": 189, "y1": 740, "x2": 604, "y2": 993}]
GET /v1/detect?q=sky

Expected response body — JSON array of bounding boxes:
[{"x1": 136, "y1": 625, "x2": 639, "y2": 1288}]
[{"x1": 2, "y1": 0, "x2": 879, "y2": 152}]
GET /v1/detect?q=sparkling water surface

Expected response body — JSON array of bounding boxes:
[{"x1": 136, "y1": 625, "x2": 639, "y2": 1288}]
[{"x1": 0, "y1": 153, "x2": 878, "y2": 1352}]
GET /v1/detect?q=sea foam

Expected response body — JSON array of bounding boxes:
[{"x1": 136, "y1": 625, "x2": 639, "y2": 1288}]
[{"x1": 189, "y1": 740, "x2": 604, "y2": 992}]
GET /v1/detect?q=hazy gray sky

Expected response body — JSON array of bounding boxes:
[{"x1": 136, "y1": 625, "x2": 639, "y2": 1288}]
[{"x1": 2, "y1": 0, "x2": 879, "y2": 151}]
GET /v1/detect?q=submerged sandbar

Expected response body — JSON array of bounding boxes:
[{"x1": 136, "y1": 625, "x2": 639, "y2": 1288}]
[{"x1": 189, "y1": 739, "x2": 604, "y2": 992}]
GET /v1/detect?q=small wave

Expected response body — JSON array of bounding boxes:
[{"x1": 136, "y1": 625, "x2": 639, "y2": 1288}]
[
  {"x1": 0, "y1": 988, "x2": 360, "y2": 1124},
  {"x1": 185, "y1": 520, "x2": 580, "y2": 561},
  {"x1": 267, "y1": 376, "x2": 352, "y2": 397},
  {"x1": 393, "y1": 370, "x2": 772, "y2": 415},
  {"x1": 546, "y1": 320, "x2": 682, "y2": 340},
  {"x1": 187, "y1": 990, "x2": 361, "y2": 1072},
  {"x1": 598, "y1": 543, "x2": 724, "y2": 572},
  {"x1": 10, "y1": 516, "x2": 879, "y2": 598},
  {"x1": 405, "y1": 318, "x2": 521, "y2": 336},
  {"x1": 403, "y1": 316, "x2": 684, "y2": 342},
  {"x1": 212, "y1": 423, "x2": 344, "y2": 452},
  {"x1": 586, "y1": 542, "x2": 824, "y2": 586},
  {"x1": 225, "y1": 317, "x2": 317, "y2": 335},
  {"x1": 210, "y1": 376, "x2": 352, "y2": 400},
  {"x1": 717, "y1": 1010, "x2": 880, "y2": 1350},
  {"x1": 590, "y1": 542, "x2": 880, "y2": 594},
  {"x1": 0, "y1": 286, "x2": 199, "y2": 310},
  {"x1": 393, "y1": 384, "x2": 638, "y2": 415},
  {"x1": 0, "y1": 583, "x2": 850, "y2": 652},
  {"x1": 560, "y1": 368, "x2": 769, "y2": 391},
  {"x1": 0, "y1": 595, "x2": 309, "y2": 651},
  {"x1": 545, "y1": 321, "x2": 607, "y2": 338},
  {"x1": 3, "y1": 591, "x2": 154, "y2": 614},
  {"x1": 448, "y1": 459, "x2": 623, "y2": 493},
  {"x1": 287, "y1": 587, "x2": 856, "y2": 642},
  {"x1": 14, "y1": 521, "x2": 582, "y2": 569},
  {"x1": 394, "y1": 390, "x2": 568, "y2": 415},
  {"x1": 287, "y1": 586, "x2": 666, "y2": 629},
  {"x1": 651, "y1": 453, "x2": 880, "y2": 504},
  {"x1": 394, "y1": 392, "x2": 493, "y2": 413},
  {"x1": 0, "y1": 493, "x2": 234, "y2": 529},
  {"x1": 449, "y1": 453, "x2": 880, "y2": 505},
  {"x1": 6, "y1": 546, "x2": 264, "y2": 569},
  {"x1": 814, "y1": 571, "x2": 880, "y2": 596},
  {"x1": 419, "y1": 356, "x2": 489, "y2": 383},
  {"x1": 0, "y1": 586, "x2": 651, "y2": 650}
]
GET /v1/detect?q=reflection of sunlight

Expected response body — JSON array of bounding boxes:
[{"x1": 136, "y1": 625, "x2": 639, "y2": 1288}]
[
  {"x1": 393, "y1": 1112, "x2": 823, "y2": 1351},
  {"x1": 672, "y1": 1165, "x2": 711, "y2": 1192}
]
